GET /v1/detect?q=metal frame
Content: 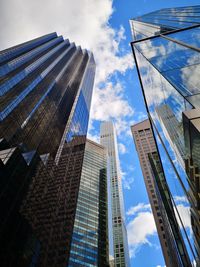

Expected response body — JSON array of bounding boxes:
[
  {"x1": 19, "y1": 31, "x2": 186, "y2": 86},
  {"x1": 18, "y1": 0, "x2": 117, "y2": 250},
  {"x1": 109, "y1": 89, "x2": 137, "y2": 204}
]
[
  {"x1": 131, "y1": 37, "x2": 196, "y2": 267},
  {"x1": 131, "y1": 23, "x2": 200, "y2": 45}
]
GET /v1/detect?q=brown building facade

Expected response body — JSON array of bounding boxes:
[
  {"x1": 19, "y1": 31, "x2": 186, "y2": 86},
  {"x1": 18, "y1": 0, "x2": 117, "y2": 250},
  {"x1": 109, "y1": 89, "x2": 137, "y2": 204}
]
[{"x1": 131, "y1": 119, "x2": 181, "y2": 267}]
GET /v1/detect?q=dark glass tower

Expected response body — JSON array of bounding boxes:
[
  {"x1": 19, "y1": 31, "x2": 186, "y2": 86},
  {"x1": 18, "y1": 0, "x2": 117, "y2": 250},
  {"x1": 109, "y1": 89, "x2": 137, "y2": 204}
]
[
  {"x1": 130, "y1": 5, "x2": 200, "y2": 267},
  {"x1": 0, "y1": 33, "x2": 107, "y2": 267}
]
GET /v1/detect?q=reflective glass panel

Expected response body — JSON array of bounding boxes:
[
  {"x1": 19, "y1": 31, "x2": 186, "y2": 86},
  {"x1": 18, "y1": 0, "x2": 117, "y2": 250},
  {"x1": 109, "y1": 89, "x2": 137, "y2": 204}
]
[{"x1": 170, "y1": 27, "x2": 200, "y2": 47}]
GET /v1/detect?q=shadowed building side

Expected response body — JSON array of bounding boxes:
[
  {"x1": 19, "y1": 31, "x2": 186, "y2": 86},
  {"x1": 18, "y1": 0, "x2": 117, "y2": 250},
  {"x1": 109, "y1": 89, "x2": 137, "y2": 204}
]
[{"x1": 0, "y1": 33, "x2": 101, "y2": 267}]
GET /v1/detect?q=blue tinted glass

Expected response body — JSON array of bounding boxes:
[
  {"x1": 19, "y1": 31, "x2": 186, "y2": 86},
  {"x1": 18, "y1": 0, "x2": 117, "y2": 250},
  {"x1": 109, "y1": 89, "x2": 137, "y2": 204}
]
[
  {"x1": 65, "y1": 55, "x2": 95, "y2": 143},
  {"x1": 22, "y1": 150, "x2": 36, "y2": 165},
  {"x1": 135, "y1": 36, "x2": 172, "y2": 60},
  {"x1": 134, "y1": 45, "x2": 198, "y2": 263},
  {"x1": 0, "y1": 41, "x2": 67, "y2": 97},
  {"x1": 135, "y1": 6, "x2": 200, "y2": 32},
  {"x1": 66, "y1": 92, "x2": 89, "y2": 142},
  {"x1": 136, "y1": 33, "x2": 200, "y2": 96},
  {"x1": 164, "y1": 64, "x2": 200, "y2": 95},
  {"x1": 134, "y1": 31, "x2": 147, "y2": 40},
  {"x1": 0, "y1": 43, "x2": 71, "y2": 120},
  {"x1": 141, "y1": 17, "x2": 190, "y2": 28},
  {"x1": 153, "y1": 130, "x2": 198, "y2": 263},
  {"x1": 134, "y1": 47, "x2": 191, "y2": 189},
  {"x1": 151, "y1": 48, "x2": 199, "y2": 72},
  {"x1": 0, "y1": 33, "x2": 57, "y2": 64},
  {"x1": 0, "y1": 36, "x2": 63, "y2": 77},
  {"x1": 170, "y1": 27, "x2": 200, "y2": 48}
]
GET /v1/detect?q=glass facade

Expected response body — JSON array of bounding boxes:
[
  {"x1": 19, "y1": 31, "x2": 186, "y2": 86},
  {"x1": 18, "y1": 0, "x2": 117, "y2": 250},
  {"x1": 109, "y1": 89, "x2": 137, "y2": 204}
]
[
  {"x1": 130, "y1": 5, "x2": 200, "y2": 267},
  {"x1": 0, "y1": 33, "x2": 97, "y2": 266},
  {"x1": 100, "y1": 122, "x2": 130, "y2": 267},
  {"x1": 130, "y1": 6, "x2": 200, "y2": 41},
  {"x1": 68, "y1": 139, "x2": 109, "y2": 267}
]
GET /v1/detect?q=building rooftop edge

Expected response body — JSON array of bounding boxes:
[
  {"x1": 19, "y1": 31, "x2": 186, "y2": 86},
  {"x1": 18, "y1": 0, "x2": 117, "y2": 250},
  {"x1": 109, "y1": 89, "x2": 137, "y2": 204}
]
[
  {"x1": 131, "y1": 118, "x2": 149, "y2": 129},
  {"x1": 86, "y1": 138, "x2": 105, "y2": 150},
  {"x1": 130, "y1": 4, "x2": 200, "y2": 21}
]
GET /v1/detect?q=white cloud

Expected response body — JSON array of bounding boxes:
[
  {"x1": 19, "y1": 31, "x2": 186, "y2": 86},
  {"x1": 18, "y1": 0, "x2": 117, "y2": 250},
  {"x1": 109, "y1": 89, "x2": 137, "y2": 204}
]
[
  {"x1": 0, "y1": 0, "x2": 134, "y2": 136},
  {"x1": 174, "y1": 204, "x2": 192, "y2": 230},
  {"x1": 172, "y1": 196, "x2": 191, "y2": 232},
  {"x1": 127, "y1": 211, "x2": 157, "y2": 258},
  {"x1": 0, "y1": 0, "x2": 113, "y2": 53},
  {"x1": 121, "y1": 167, "x2": 134, "y2": 190},
  {"x1": 90, "y1": 81, "x2": 134, "y2": 137},
  {"x1": 126, "y1": 203, "x2": 157, "y2": 257},
  {"x1": 134, "y1": 111, "x2": 147, "y2": 123},
  {"x1": 118, "y1": 143, "x2": 127, "y2": 154},
  {"x1": 91, "y1": 81, "x2": 134, "y2": 122},
  {"x1": 109, "y1": 254, "x2": 114, "y2": 260},
  {"x1": 181, "y1": 54, "x2": 200, "y2": 96},
  {"x1": 0, "y1": 0, "x2": 133, "y2": 81},
  {"x1": 123, "y1": 176, "x2": 134, "y2": 190},
  {"x1": 192, "y1": 259, "x2": 197, "y2": 267},
  {"x1": 136, "y1": 39, "x2": 166, "y2": 60},
  {"x1": 137, "y1": 40, "x2": 185, "y2": 121},
  {"x1": 115, "y1": 117, "x2": 135, "y2": 137},
  {"x1": 87, "y1": 132, "x2": 100, "y2": 144},
  {"x1": 174, "y1": 195, "x2": 189, "y2": 204},
  {"x1": 127, "y1": 203, "x2": 151, "y2": 216}
]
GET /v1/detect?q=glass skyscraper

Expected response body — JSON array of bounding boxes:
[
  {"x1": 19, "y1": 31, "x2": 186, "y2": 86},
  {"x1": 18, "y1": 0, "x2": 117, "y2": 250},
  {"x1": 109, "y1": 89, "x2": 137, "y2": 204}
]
[
  {"x1": 130, "y1": 5, "x2": 200, "y2": 267},
  {"x1": 0, "y1": 33, "x2": 109, "y2": 267},
  {"x1": 100, "y1": 121, "x2": 130, "y2": 267},
  {"x1": 68, "y1": 139, "x2": 109, "y2": 267}
]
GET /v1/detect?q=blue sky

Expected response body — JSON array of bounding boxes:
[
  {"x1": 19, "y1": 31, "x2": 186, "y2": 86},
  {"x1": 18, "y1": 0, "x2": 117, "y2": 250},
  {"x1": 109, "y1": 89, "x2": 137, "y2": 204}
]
[
  {"x1": 0, "y1": 0, "x2": 200, "y2": 266},
  {"x1": 88, "y1": 1, "x2": 200, "y2": 266}
]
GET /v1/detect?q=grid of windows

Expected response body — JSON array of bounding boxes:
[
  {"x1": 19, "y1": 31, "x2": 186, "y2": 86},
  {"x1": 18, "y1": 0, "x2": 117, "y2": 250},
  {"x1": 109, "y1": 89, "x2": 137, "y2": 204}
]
[
  {"x1": 0, "y1": 33, "x2": 96, "y2": 266},
  {"x1": 100, "y1": 122, "x2": 130, "y2": 267},
  {"x1": 68, "y1": 140, "x2": 108, "y2": 267},
  {"x1": 131, "y1": 120, "x2": 183, "y2": 267}
]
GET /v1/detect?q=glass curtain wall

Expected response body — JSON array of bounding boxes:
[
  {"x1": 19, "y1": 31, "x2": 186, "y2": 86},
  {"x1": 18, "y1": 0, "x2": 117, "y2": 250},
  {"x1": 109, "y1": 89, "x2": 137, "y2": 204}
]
[
  {"x1": 68, "y1": 140, "x2": 109, "y2": 267},
  {"x1": 131, "y1": 5, "x2": 200, "y2": 267},
  {"x1": 0, "y1": 33, "x2": 96, "y2": 266}
]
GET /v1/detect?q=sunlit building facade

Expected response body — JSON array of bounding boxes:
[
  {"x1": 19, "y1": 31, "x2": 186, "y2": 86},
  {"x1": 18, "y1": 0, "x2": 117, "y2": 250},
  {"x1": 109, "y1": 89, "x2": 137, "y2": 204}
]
[
  {"x1": 131, "y1": 119, "x2": 182, "y2": 267},
  {"x1": 0, "y1": 33, "x2": 103, "y2": 267},
  {"x1": 130, "y1": 5, "x2": 200, "y2": 267},
  {"x1": 100, "y1": 122, "x2": 130, "y2": 267}
]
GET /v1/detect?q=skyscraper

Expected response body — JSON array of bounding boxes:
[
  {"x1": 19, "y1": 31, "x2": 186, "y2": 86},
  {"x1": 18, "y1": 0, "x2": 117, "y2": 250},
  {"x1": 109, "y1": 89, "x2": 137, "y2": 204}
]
[
  {"x1": 68, "y1": 139, "x2": 109, "y2": 267},
  {"x1": 130, "y1": 5, "x2": 200, "y2": 266},
  {"x1": 100, "y1": 121, "x2": 130, "y2": 267},
  {"x1": 131, "y1": 119, "x2": 184, "y2": 267},
  {"x1": 0, "y1": 33, "x2": 109, "y2": 267}
]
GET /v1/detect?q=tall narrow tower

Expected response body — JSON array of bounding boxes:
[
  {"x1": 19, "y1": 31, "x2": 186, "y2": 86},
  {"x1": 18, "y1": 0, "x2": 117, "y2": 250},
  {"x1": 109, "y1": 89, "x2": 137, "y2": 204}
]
[
  {"x1": 131, "y1": 119, "x2": 182, "y2": 267},
  {"x1": 100, "y1": 121, "x2": 130, "y2": 267},
  {"x1": 68, "y1": 139, "x2": 109, "y2": 267}
]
